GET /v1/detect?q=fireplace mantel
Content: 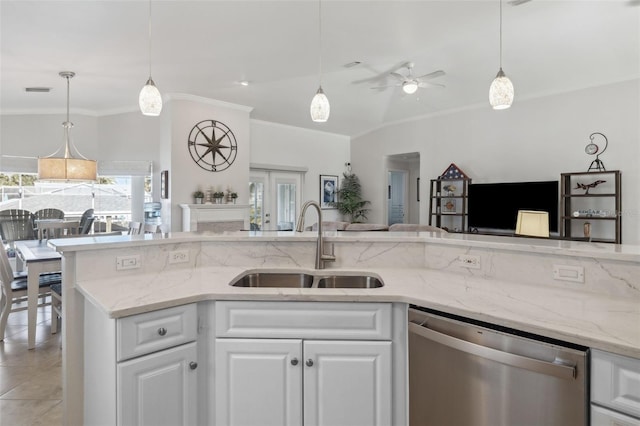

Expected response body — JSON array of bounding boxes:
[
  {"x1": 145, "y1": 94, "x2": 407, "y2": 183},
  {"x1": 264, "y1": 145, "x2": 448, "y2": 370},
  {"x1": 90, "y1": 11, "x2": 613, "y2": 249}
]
[{"x1": 179, "y1": 204, "x2": 250, "y2": 232}]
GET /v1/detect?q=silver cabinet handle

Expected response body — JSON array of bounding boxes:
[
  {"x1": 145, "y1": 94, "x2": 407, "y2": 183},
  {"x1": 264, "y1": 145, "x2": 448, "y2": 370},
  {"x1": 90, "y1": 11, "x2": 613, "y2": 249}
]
[
  {"x1": 189, "y1": 361, "x2": 198, "y2": 370},
  {"x1": 408, "y1": 322, "x2": 576, "y2": 380},
  {"x1": 306, "y1": 359, "x2": 314, "y2": 367},
  {"x1": 157, "y1": 327, "x2": 167, "y2": 336},
  {"x1": 291, "y1": 358, "x2": 299, "y2": 366}
]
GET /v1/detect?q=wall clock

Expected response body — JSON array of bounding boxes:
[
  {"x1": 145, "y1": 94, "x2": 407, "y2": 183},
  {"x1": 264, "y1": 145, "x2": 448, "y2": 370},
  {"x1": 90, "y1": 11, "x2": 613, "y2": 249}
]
[{"x1": 188, "y1": 119, "x2": 238, "y2": 172}]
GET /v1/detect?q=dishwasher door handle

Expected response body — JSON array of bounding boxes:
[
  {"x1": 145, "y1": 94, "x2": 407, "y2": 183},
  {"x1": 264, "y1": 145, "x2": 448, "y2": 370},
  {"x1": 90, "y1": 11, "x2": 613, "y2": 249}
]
[{"x1": 409, "y1": 322, "x2": 576, "y2": 380}]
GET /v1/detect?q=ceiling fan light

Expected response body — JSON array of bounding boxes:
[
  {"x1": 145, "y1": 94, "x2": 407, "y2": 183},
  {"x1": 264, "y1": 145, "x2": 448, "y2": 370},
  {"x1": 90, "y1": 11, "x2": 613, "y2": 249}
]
[
  {"x1": 402, "y1": 80, "x2": 419, "y2": 94},
  {"x1": 310, "y1": 86, "x2": 330, "y2": 122},
  {"x1": 489, "y1": 68, "x2": 514, "y2": 110},
  {"x1": 139, "y1": 77, "x2": 163, "y2": 116}
]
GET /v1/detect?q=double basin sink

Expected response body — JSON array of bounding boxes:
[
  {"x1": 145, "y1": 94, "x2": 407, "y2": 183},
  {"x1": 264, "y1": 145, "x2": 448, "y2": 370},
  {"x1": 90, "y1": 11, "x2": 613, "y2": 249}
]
[{"x1": 230, "y1": 271, "x2": 384, "y2": 289}]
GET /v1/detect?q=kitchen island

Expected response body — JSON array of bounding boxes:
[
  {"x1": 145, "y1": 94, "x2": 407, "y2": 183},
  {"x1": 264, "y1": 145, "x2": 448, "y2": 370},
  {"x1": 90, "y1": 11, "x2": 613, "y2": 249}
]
[{"x1": 51, "y1": 230, "x2": 640, "y2": 425}]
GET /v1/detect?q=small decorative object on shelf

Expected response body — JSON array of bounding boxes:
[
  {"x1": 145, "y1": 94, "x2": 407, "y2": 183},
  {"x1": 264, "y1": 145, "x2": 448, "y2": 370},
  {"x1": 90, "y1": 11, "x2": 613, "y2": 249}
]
[
  {"x1": 193, "y1": 190, "x2": 204, "y2": 204},
  {"x1": 213, "y1": 191, "x2": 225, "y2": 204},
  {"x1": 227, "y1": 188, "x2": 238, "y2": 204},
  {"x1": 574, "y1": 179, "x2": 606, "y2": 195},
  {"x1": 584, "y1": 132, "x2": 608, "y2": 172}
]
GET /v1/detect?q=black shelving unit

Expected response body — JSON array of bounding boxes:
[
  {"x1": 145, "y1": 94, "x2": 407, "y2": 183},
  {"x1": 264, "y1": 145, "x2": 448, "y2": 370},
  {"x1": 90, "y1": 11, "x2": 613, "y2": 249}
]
[
  {"x1": 560, "y1": 170, "x2": 621, "y2": 243},
  {"x1": 428, "y1": 177, "x2": 471, "y2": 233}
]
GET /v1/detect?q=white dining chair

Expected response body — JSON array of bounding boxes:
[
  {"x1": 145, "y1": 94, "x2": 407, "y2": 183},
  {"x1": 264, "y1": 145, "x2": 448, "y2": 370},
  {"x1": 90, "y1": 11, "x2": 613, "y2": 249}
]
[
  {"x1": 128, "y1": 221, "x2": 142, "y2": 235},
  {"x1": 0, "y1": 246, "x2": 60, "y2": 341}
]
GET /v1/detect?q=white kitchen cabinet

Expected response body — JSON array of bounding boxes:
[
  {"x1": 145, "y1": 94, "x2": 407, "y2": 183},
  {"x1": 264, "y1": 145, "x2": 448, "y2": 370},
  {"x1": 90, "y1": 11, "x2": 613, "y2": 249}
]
[
  {"x1": 118, "y1": 342, "x2": 199, "y2": 426},
  {"x1": 591, "y1": 349, "x2": 640, "y2": 425},
  {"x1": 214, "y1": 300, "x2": 401, "y2": 426},
  {"x1": 215, "y1": 338, "x2": 392, "y2": 426},
  {"x1": 84, "y1": 301, "x2": 200, "y2": 425}
]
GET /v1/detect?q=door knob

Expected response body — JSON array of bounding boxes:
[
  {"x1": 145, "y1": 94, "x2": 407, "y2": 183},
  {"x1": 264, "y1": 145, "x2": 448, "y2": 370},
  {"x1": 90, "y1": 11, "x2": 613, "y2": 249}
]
[{"x1": 305, "y1": 359, "x2": 314, "y2": 367}]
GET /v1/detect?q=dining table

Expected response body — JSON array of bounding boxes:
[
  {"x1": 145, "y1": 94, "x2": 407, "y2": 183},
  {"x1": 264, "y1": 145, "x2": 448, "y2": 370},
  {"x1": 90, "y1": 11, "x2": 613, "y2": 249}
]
[{"x1": 13, "y1": 239, "x2": 62, "y2": 349}]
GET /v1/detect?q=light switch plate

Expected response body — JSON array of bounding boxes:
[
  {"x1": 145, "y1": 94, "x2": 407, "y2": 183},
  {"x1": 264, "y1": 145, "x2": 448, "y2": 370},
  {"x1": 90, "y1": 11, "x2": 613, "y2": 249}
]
[
  {"x1": 553, "y1": 264, "x2": 584, "y2": 283},
  {"x1": 116, "y1": 255, "x2": 141, "y2": 270}
]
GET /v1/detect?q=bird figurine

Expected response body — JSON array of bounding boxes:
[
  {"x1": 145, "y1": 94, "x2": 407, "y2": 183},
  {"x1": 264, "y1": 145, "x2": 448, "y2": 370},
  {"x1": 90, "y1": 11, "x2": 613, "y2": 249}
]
[{"x1": 574, "y1": 180, "x2": 606, "y2": 194}]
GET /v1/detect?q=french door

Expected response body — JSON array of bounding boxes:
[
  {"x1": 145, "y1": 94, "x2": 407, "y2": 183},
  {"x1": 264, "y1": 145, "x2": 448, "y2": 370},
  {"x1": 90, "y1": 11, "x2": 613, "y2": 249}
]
[{"x1": 249, "y1": 170, "x2": 302, "y2": 231}]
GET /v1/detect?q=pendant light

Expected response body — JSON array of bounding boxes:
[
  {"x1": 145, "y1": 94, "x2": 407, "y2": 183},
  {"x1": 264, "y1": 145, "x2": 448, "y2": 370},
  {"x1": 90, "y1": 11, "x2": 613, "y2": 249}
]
[
  {"x1": 489, "y1": 0, "x2": 514, "y2": 110},
  {"x1": 139, "y1": 0, "x2": 162, "y2": 116},
  {"x1": 310, "y1": 0, "x2": 330, "y2": 122},
  {"x1": 38, "y1": 72, "x2": 97, "y2": 182}
]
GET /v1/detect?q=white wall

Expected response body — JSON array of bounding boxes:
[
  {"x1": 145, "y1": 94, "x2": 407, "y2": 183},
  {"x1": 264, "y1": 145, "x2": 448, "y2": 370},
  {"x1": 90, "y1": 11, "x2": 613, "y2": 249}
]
[
  {"x1": 352, "y1": 79, "x2": 640, "y2": 244},
  {"x1": 250, "y1": 120, "x2": 350, "y2": 224}
]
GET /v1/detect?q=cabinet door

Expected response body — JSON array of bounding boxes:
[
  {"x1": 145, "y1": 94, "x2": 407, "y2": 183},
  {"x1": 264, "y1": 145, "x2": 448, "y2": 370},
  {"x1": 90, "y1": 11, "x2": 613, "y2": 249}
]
[
  {"x1": 215, "y1": 338, "x2": 302, "y2": 426},
  {"x1": 117, "y1": 342, "x2": 198, "y2": 426},
  {"x1": 303, "y1": 340, "x2": 392, "y2": 426}
]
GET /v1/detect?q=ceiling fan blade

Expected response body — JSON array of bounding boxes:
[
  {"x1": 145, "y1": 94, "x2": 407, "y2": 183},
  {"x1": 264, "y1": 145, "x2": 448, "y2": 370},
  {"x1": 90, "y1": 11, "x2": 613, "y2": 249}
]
[
  {"x1": 418, "y1": 81, "x2": 446, "y2": 89},
  {"x1": 415, "y1": 70, "x2": 446, "y2": 80},
  {"x1": 351, "y1": 61, "x2": 409, "y2": 85},
  {"x1": 370, "y1": 84, "x2": 398, "y2": 90},
  {"x1": 389, "y1": 72, "x2": 407, "y2": 82}
]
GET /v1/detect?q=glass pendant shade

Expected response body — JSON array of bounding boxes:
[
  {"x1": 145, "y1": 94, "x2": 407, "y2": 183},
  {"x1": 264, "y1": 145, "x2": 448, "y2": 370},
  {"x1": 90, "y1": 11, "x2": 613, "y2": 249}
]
[
  {"x1": 310, "y1": 86, "x2": 330, "y2": 122},
  {"x1": 139, "y1": 77, "x2": 163, "y2": 116},
  {"x1": 489, "y1": 68, "x2": 514, "y2": 110},
  {"x1": 38, "y1": 71, "x2": 97, "y2": 182}
]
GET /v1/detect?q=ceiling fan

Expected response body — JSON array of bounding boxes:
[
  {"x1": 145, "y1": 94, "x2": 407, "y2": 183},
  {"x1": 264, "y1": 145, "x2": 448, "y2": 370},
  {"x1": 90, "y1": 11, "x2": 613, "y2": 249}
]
[{"x1": 370, "y1": 62, "x2": 446, "y2": 94}]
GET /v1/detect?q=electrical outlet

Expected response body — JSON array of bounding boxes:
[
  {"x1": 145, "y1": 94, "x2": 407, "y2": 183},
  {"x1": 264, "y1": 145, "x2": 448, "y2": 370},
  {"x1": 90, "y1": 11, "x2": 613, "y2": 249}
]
[
  {"x1": 116, "y1": 255, "x2": 140, "y2": 270},
  {"x1": 553, "y1": 264, "x2": 584, "y2": 283},
  {"x1": 457, "y1": 254, "x2": 480, "y2": 269},
  {"x1": 169, "y1": 250, "x2": 189, "y2": 264}
]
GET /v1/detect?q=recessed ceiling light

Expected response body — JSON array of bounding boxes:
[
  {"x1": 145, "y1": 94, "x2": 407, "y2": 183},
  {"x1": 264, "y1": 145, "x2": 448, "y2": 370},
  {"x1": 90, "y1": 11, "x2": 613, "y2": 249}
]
[
  {"x1": 344, "y1": 61, "x2": 361, "y2": 68},
  {"x1": 239, "y1": 80, "x2": 250, "y2": 86},
  {"x1": 25, "y1": 87, "x2": 52, "y2": 93}
]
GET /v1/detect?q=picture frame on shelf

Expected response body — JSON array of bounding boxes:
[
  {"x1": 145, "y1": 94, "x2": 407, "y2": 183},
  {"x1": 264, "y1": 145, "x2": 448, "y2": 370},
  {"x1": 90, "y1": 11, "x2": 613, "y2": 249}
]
[
  {"x1": 320, "y1": 174, "x2": 338, "y2": 209},
  {"x1": 160, "y1": 170, "x2": 169, "y2": 199},
  {"x1": 443, "y1": 198, "x2": 456, "y2": 213}
]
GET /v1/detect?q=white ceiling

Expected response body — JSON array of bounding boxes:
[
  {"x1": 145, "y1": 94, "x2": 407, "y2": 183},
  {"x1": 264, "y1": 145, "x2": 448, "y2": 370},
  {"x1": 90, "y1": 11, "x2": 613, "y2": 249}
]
[{"x1": 1, "y1": 1, "x2": 638, "y2": 137}]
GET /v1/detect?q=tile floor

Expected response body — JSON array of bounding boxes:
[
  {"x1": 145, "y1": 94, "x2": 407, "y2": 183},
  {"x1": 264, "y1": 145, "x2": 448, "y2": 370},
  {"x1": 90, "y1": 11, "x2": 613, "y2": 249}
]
[{"x1": 0, "y1": 303, "x2": 62, "y2": 425}]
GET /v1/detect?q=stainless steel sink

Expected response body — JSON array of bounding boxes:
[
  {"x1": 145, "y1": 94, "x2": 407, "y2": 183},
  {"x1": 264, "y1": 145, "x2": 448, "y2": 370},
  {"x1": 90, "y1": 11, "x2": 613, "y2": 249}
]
[
  {"x1": 316, "y1": 275, "x2": 384, "y2": 288},
  {"x1": 231, "y1": 272, "x2": 314, "y2": 288},
  {"x1": 230, "y1": 271, "x2": 384, "y2": 289}
]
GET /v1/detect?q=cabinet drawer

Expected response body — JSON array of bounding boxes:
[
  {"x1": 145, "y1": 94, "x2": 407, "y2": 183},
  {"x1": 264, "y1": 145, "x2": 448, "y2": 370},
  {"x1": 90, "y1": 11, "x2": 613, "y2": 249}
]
[
  {"x1": 591, "y1": 405, "x2": 640, "y2": 426},
  {"x1": 215, "y1": 301, "x2": 392, "y2": 340},
  {"x1": 592, "y1": 349, "x2": 640, "y2": 419},
  {"x1": 117, "y1": 303, "x2": 197, "y2": 362}
]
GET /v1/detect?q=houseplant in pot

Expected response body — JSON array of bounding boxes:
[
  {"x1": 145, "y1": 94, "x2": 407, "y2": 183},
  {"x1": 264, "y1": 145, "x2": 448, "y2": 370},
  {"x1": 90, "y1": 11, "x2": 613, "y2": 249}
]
[
  {"x1": 213, "y1": 191, "x2": 225, "y2": 204},
  {"x1": 193, "y1": 190, "x2": 205, "y2": 204},
  {"x1": 329, "y1": 172, "x2": 370, "y2": 223}
]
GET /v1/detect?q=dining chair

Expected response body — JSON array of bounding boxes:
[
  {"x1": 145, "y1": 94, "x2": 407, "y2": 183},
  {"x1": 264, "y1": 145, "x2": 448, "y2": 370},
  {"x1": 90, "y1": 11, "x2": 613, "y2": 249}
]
[
  {"x1": 143, "y1": 223, "x2": 160, "y2": 234},
  {"x1": 78, "y1": 208, "x2": 95, "y2": 234},
  {"x1": 50, "y1": 283, "x2": 62, "y2": 334},
  {"x1": 128, "y1": 221, "x2": 142, "y2": 235},
  {"x1": 0, "y1": 245, "x2": 60, "y2": 341},
  {"x1": 0, "y1": 209, "x2": 36, "y2": 243}
]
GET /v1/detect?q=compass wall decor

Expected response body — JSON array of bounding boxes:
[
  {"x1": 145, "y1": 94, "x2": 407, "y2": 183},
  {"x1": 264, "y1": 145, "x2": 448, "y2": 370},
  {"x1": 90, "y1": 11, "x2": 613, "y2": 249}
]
[{"x1": 187, "y1": 119, "x2": 238, "y2": 172}]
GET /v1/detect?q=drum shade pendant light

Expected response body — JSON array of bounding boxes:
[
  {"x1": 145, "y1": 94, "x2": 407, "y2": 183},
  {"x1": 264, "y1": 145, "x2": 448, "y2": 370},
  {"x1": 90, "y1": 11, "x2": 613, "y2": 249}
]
[
  {"x1": 310, "y1": 0, "x2": 330, "y2": 122},
  {"x1": 139, "y1": 0, "x2": 162, "y2": 116},
  {"x1": 38, "y1": 72, "x2": 97, "y2": 182},
  {"x1": 489, "y1": 0, "x2": 514, "y2": 109}
]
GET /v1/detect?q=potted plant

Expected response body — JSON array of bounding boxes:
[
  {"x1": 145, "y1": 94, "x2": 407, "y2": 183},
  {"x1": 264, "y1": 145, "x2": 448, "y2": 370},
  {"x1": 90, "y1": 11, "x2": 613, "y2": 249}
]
[
  {"x1": 329, "y1": 172, "x2": 370, "y2": 223},
  {"x1": 193, "y1": 190, "x2": 205, "y2": 204},
  {"x1": 227, "y1": 188, "x2": 238, "y2": 204},
  {"x1": 213, "y1": 191, "x2": 225, "y2": 204}
]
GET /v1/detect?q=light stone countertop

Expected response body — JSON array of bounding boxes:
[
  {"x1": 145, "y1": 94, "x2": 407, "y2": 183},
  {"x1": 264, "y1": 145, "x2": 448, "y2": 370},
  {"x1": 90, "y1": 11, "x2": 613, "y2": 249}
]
[{"x1": 75, "y1": 264, "x2": 640, "y2": 359}]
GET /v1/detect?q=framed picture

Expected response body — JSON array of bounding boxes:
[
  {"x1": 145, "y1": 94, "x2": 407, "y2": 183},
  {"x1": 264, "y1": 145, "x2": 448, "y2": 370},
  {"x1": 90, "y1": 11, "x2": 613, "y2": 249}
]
[
  {"x1": 160, "y1": 170, "x2": 169, "y2": 199},
  {"x1": 320, "y1": 174, "x2": 338, "y2": 209},
  {"x1": 443, "y1": 198, "x2": 456, "y2": 213}
]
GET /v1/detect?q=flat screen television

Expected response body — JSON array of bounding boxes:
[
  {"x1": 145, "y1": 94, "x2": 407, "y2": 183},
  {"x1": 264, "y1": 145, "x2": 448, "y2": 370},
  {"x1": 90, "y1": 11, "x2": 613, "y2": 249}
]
[{"x1": 468, "y1": 181, "x2": 559, "y2": 233}]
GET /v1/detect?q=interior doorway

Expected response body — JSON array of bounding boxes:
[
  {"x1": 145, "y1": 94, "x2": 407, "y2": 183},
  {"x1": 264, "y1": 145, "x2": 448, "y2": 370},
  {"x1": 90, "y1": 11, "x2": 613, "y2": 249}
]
[
  {"x1": 388, "y1": 170, "x2": 407, "y2": 225},
  {"x1": 385, "y1": 153, "x2": 420, "y2": 225}
]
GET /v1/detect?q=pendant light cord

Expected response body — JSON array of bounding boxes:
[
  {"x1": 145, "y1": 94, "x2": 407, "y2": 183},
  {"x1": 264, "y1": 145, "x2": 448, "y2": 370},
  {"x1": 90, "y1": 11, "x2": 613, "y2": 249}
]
[
  {"x1": 499, "y1": 0, "x2": 503, "y2": 69},
  {"x1": 318, "y1": 0, "x2": 323, "y2": 85},
  {"x1": 148, "y1": 0, "x2": 153, "y2": 78}
]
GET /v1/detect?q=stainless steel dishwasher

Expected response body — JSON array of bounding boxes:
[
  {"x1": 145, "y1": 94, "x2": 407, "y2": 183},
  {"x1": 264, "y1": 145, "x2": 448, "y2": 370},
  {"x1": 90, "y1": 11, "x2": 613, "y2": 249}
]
[{"x1": 408, "y1": 306, "x2": 588, "y2": 425}]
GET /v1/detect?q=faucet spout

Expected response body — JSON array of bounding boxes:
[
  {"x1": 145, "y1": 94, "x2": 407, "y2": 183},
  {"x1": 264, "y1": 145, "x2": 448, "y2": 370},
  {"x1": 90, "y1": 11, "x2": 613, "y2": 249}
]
[{"x1": 296, "y1": 200, "x2": 336, "y2": 269}]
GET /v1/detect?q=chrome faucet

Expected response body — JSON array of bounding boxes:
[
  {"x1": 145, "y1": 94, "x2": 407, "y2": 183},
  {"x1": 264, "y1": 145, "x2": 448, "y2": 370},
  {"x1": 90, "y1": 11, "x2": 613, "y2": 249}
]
[{"x1": 295, "y1": 200, "x2": 336, "y2": 269}]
